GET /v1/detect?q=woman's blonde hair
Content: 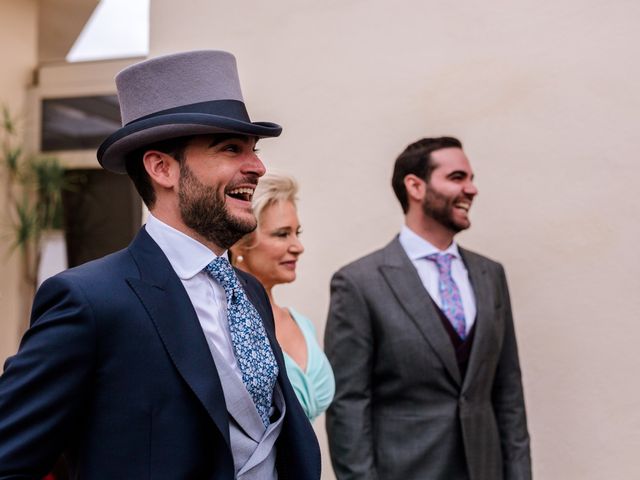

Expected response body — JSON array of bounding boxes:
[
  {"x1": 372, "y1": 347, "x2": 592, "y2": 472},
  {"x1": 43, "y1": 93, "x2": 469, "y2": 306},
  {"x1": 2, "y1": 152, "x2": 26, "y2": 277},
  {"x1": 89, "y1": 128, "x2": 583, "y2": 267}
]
[
  {"x1": 232, "y1": 173, "x2": 299, "y2": 254},
  {"x1": 251, "y1": 172, "x2": 299, "y2": 223}
]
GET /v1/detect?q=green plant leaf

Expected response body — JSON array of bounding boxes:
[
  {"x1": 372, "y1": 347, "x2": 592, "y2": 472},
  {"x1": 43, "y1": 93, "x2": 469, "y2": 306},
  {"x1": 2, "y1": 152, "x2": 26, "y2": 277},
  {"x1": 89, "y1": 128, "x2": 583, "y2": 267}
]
[
  {"x1": 28, "y1": 156, "x2": 66, "y2": 230},
  {"x1": 2, "y1": 107, "x2": 66, "y2": 252},
  {"x1": 2, "y1": 105, "x2": 16, "y2": 135},
  {"x1": 11, "y1": 198, "x2": 40, "y2": 252},
  {"x1": 3, "y1": 146, "x2": 22, "y2": 176}
]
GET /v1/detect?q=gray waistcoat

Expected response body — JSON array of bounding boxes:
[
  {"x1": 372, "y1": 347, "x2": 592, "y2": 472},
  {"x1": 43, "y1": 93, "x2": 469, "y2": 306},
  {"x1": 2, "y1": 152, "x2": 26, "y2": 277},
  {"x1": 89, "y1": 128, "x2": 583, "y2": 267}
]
[{"x1": 212, "y1": 344, "x2": 285, "y2": 480}]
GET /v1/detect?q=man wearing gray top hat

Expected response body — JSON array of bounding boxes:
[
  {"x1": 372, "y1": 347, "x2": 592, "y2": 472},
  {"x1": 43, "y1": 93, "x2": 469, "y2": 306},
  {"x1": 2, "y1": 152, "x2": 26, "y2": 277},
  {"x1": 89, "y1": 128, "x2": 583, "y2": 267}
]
[{"x1": 0, "y1": 51, "x2": 321, "y2": 479}]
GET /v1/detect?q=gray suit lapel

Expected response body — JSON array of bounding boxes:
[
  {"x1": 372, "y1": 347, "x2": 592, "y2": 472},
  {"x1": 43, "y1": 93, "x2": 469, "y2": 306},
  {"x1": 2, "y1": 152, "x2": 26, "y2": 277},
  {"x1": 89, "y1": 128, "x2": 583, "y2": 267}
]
[
  {"x1": 459, "y1": 248, "x2": 494, "y2": 392},
  {"x1": 379, "y1": 238, "x2": 461, "y2": 386},
  {"x1": 211, "y1": 342, "x2": 265, "y2": 442}
]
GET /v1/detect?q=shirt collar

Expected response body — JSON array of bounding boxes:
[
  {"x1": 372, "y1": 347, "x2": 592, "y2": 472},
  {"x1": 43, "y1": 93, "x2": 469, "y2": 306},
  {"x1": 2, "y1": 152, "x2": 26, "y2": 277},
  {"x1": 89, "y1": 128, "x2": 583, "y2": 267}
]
[
  {"x1": 145, "y1": 213, "x2": 227, "y2": 280},
  {"x1": 398, "y1": 224, "x2": 460, "y2": 260}
]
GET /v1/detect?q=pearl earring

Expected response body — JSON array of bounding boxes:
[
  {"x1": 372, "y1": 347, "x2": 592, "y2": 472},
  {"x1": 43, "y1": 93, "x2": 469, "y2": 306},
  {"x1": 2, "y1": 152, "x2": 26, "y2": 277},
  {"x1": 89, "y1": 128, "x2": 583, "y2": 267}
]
[{"x1": 236, "y1": 255, "x2": 244, "y2": 262}]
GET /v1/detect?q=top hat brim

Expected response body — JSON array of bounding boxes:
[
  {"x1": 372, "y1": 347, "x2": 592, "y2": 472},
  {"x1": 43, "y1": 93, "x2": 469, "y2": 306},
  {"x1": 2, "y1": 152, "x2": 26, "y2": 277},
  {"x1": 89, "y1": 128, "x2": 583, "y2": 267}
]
[{"x1": 98, "y1": 112, "x2": 282, "y2": 174}]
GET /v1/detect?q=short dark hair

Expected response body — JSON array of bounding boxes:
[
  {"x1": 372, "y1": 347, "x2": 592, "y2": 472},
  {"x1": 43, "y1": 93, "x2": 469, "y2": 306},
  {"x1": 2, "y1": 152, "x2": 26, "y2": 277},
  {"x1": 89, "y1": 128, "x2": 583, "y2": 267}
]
[
  {"x1": 125, "y1": 136, "x2": 194, "y2": 208},
  {"x1": 391, "y1": 136, "x2": 463, "y2": 213}
]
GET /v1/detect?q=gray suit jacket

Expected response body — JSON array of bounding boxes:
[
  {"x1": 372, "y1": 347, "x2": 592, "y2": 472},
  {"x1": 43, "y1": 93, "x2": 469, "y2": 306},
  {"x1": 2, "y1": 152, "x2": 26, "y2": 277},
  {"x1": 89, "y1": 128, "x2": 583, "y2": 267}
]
[{"x1": 325, "y1": 237, "x2": 531, "y2": 480}]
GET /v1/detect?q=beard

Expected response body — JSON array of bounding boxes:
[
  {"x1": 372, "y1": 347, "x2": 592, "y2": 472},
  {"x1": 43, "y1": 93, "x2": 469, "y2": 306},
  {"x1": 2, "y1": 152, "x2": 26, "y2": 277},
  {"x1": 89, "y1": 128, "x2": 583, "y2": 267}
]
[
  {"x1": 421, "y1": 188, "x2": 470, "y2": 234},
  {"x1": 178, "y1": 163, "x2": 257, "y2": 249}
]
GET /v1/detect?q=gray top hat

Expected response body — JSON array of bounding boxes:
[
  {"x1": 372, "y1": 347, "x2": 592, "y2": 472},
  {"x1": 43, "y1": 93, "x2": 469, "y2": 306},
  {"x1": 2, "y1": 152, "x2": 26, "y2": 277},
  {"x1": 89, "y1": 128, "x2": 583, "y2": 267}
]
[{"x1": 97, "y1": 50, "x2": 282, "y2": 173}]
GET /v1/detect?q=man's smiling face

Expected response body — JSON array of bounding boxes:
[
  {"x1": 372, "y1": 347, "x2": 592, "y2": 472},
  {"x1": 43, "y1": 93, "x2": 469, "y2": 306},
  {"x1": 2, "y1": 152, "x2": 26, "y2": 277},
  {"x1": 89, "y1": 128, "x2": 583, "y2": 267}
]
[
  {"x1": 177, "y1": 134, "x2": 265, "y2": 249},
  {"x1": 421, "y1": 147, "x2": 478, "y2": 234}
]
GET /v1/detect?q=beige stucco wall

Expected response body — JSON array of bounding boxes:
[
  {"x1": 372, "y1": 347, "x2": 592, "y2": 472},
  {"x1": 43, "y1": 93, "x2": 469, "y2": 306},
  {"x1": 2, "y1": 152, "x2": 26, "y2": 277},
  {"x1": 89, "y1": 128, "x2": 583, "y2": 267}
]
[
  {"x1": 38, "y1": 0, "x2": 99, "y2": 63},
  {"x1": 0, "y1": 0, "x2": 38, "y2": 365},
  {"x1": 151, "y1": 1, "x2": 640, "y2": 478}
]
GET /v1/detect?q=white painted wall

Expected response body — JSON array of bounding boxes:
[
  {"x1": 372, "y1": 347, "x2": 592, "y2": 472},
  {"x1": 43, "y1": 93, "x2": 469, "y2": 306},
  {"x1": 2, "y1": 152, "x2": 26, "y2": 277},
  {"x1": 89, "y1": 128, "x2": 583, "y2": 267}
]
[
  {"x1": 150, "y1": 1, "x2": 640, "y2": 478},
  {"x1": 37, "y1": 231, "x2": 67, "y2": 287}
]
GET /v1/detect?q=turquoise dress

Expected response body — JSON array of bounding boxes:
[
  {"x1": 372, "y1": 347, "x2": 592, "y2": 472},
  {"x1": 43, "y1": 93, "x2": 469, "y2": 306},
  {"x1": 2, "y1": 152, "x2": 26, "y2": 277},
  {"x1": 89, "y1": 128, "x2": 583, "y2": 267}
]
[{"x1": 283, "y1": 308, "x2": 335, "y2": 422}]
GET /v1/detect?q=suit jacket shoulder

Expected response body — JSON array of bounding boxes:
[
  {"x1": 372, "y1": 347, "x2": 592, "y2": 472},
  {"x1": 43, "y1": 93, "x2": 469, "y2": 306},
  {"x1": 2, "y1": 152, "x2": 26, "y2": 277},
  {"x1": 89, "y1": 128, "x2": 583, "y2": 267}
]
[
  {"x1": 45, "y1": 247, "x2": 137, "y2": 289},
  {"x1": 333, "y1": 238, "x2": 398, "y2": 280},
  {"x1": 458, "y1": 246, "x2": 504, "y2": 272}
]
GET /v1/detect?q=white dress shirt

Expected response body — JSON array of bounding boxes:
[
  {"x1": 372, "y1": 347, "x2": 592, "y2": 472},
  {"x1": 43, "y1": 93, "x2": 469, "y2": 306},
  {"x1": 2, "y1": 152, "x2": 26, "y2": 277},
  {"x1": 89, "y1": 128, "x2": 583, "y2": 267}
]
[
  {"x1": 398, "y1": 225, "x2": 477, "y2": 333},
  {"x1": 145, "y1": 213, "x2": 243, "y2": 378}
]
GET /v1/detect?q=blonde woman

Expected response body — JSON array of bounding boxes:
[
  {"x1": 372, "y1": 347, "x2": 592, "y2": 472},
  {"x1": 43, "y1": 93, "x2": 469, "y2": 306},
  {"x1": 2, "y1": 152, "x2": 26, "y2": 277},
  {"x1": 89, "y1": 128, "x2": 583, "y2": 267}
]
[{"x1": 231, "y1": 173, "x2": 334, "y2": 422}]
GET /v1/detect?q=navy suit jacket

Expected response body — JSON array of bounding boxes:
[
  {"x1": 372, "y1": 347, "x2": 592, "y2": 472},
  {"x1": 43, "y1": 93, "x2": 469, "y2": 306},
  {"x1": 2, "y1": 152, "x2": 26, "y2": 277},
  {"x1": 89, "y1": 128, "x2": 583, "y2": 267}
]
[{"x1": 0, "y1": 228, "x2": 320, "y2": 479}]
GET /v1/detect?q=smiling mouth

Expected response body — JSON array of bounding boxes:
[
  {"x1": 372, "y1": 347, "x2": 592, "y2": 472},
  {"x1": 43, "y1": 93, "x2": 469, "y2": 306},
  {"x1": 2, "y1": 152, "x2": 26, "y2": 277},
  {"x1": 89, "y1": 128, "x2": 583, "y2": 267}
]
[
  {"x1": 454, "y1": 201, "x2": 471, "y2": 212},
  {"x1": 226, "y1": 187, "x2": 255, "y2": 202}
]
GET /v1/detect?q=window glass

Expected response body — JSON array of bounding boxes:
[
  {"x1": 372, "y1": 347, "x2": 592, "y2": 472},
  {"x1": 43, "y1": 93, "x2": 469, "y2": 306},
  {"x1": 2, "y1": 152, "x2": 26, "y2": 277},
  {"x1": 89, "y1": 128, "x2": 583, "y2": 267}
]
[{"x1": 41, "y1": 96, "x2": 121, "y2": 151}]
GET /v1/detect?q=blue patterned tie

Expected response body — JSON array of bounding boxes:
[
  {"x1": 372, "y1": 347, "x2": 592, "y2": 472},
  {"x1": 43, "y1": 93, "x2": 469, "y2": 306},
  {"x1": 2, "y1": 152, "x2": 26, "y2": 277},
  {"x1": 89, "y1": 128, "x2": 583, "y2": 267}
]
[
  {"x1": 426, "y1": 253, "x2": 467, "y2": 340},
  {"x1": 204, "y1": 256, "x2": 279, "y2": 427}
]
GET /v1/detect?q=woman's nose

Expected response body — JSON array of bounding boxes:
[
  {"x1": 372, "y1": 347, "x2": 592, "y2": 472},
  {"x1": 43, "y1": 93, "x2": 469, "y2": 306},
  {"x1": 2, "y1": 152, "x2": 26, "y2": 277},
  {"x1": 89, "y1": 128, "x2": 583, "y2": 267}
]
[{"x1": 290, "y1": 236, "x2": 304, "y2": 254}]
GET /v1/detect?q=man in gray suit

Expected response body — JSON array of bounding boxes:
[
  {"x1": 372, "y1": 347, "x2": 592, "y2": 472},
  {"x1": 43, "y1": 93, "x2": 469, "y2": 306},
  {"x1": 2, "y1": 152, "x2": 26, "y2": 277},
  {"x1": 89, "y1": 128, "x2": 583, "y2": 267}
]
[{"x1": 325, "y1": 137, "x2": 531, "y2": 480}]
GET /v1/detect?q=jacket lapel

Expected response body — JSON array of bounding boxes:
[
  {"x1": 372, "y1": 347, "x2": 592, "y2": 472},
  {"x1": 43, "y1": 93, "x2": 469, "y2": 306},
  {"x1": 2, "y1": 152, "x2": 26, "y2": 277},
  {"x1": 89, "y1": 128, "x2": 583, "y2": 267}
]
[
  {"x1": 125, "y1": 228, "x2": 231, "y2": 447},
  {"x1": 459, "y1": 247, "x2": 494, "y2": 392},
  {"x1": 211, "y1": 342, "x2": 265, "y2": 442},
  {"x1": 379, "y1": 238, "x2": 461, "y2": 386}
]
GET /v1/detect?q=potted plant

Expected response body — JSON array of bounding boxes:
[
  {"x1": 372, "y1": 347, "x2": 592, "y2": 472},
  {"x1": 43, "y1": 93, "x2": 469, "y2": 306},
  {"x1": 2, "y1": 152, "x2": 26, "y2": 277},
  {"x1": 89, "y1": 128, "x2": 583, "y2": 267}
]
[{"x1": 1, "y1": 106, "x2": 67, "y2": 333}]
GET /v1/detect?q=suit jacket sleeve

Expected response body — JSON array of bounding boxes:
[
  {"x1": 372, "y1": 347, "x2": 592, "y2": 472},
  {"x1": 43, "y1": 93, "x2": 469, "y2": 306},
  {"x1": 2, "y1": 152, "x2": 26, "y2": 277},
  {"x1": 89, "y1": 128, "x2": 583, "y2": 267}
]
[
  {"x1": 325, "y1": 269, "x2": 378, "y2": 480},
  {"x1": 0, "y1": 274, "x2": 96, "y2": 478},
  {"x1": 492, "y1": 265, "x2": 532, "y2": 480}
]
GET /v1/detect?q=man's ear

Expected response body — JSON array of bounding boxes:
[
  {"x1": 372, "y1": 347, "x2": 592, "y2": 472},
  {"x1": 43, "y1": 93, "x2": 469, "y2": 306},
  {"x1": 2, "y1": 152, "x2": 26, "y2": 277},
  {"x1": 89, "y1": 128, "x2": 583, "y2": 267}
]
[
  {"x1": 143, "y1": 150, "x2": 179, "y2": 189},
  {"x1": 404, "y1": 174, "x2": 426, "y2": 202}
]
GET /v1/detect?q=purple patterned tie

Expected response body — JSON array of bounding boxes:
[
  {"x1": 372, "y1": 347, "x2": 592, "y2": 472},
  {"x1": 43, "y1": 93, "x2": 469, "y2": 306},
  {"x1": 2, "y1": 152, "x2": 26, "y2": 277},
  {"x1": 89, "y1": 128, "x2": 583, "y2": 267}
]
[{"x1": 426, "y1": 253, "x2": 467, "y2": 339}]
